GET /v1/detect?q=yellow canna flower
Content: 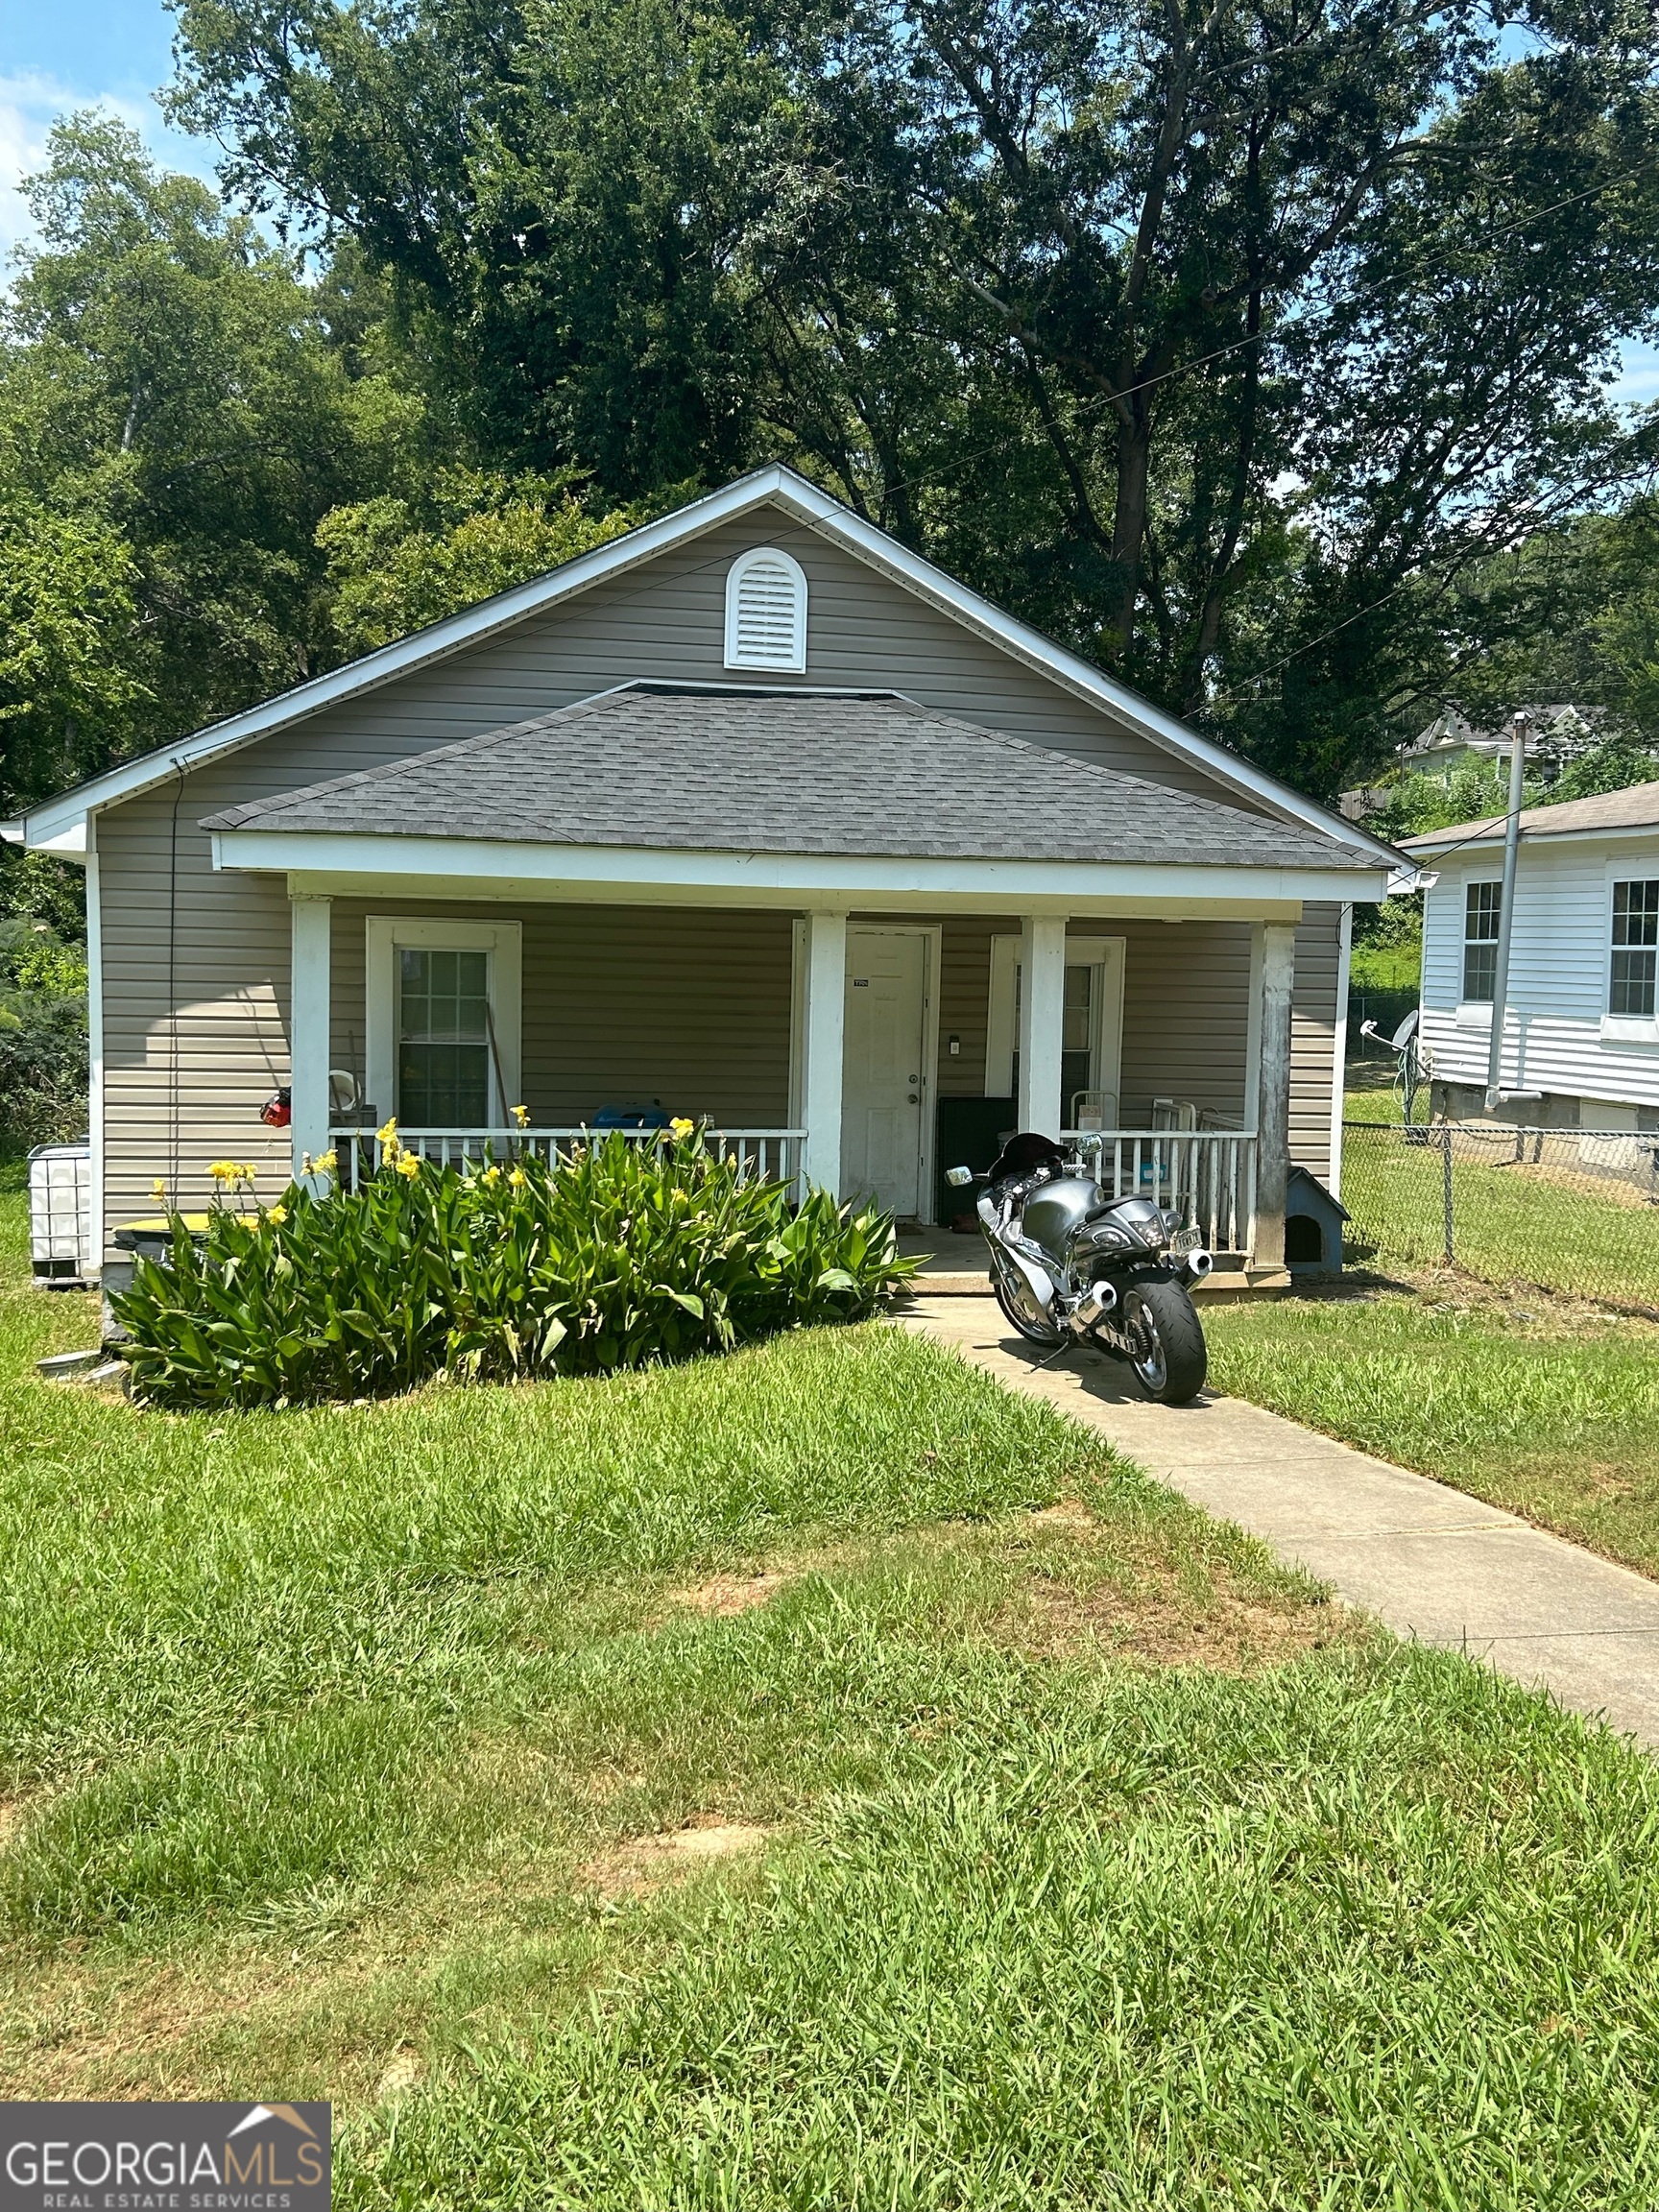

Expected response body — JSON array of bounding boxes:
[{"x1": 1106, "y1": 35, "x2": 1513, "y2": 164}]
[
  {"x1": 669, "y1": 1116, "x2": 695, "y2": 1138},
  {"x1": 314, "y1": 1148, "x2": 338, "y2": 1177},
  {"x1": 396, "y1": 1151, "x2": 421, "y2": 1179},
  {"x1": 377, "y1": 1118, "x2": 398, "y2": 1145},
  {"x1": 511, "y1": 1103, "x2": 530, "y2": 1128},
  {"x1": 267, "y1": 1204, "x2": 288, "y2": 1225},
  {"x1": 482, "y1": 1164, "x2": 502, "y2": 1185},
  {"x1": 508, "y1": 1166, "x2": 527, "y2": 1190},
  {"x1": 208, "y1": 1160, "x2": 237, "y2": 1183},
  {"x1": 150, "y1": 1177, "x2": 167, "y2": 1204}
]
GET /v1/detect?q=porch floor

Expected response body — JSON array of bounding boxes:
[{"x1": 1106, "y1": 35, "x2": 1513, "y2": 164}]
[{"x1": 894, "y1": 1233, "x2": 1287, "y2": 1300}]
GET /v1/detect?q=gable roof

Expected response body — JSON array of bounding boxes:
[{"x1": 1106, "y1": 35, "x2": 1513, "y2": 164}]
[
  {"x1": 1401, "y1": 779, "x2": 1659, "y2": 854},
  {"x1": 7, "y1": 462, "x2": 1402, "y2": 872},
  {"x1": 204, "y1": 684, "x2": 1377, "y2": 873}
]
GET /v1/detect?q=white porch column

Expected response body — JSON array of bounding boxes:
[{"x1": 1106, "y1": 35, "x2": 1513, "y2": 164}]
[
  {"x1": 1254, "y1": 920, "x2": 1296, "y2": 1271},
  {"x1": 1017, "y1": 915, "x2": 1068, "y2": 1137},
  {"x1": 799, "y1": 909, "x2": 847, "y2": 1196},
  {"x1": 290, "y1": 893, "x2": 332, "y2": 1183}
]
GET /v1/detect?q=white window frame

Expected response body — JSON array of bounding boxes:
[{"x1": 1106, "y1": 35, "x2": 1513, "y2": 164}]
[
  {"x1": 986, "y1": 933, "x2": 1124, "y2": 1118},
  {"x1": 1601, "y1": 864, "x2": 1659, "y2": 1046},
  {"x1": 1455, "y1": 878, "x2": 1502, "y2": 1020},
  {"x1": 724, "y1": 545, "x2": 808, "y2": 673},
  {"x1": 366, "y1": 916, "x2": 522, "y2": 1128}
]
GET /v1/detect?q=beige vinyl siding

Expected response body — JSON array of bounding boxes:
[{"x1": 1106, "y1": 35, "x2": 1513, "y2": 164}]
[
  {"x1": 328, "y1": 900, "x2": 793, "y2": 1127},
  {"x1": 1116, "y1": 919, "x2": 1253, "y2": 1125},
  {"x1": 92, "y1": 495, "x2": 1339, "y2": 1245},
  {"x1": 932, "y1": 917, "x2": 1256, "y2": 1125},
  {"x1": 1289, "y1": 902, "x2": 1342, "y2": 1183}
]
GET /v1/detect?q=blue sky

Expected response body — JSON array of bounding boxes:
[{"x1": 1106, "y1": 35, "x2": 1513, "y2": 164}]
[
  {"x1": 3, "y1": 0, "x2": 1657, "y2": 409},
  {"x1": 0, "y1": 0, "x2": 217, "y2": 246}
]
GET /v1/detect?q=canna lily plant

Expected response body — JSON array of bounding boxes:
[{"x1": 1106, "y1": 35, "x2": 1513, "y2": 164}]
[{"x1": 113, "y1": 1127, "x2": 919, "y2": 1409}]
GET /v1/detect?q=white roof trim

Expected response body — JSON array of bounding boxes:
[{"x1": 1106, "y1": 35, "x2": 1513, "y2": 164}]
[
  {"x1": 1404, "y1": 820, "x2": 1659, "y2": 856},
  {"x1": 212, "y1": 825, "x2": 1389, "y2": 909},
  {"x1": 17, "y1": 463, "x2": 1401, "y2": 871}
]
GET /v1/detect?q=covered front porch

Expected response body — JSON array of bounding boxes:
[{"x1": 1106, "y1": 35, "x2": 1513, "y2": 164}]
[
  {"x1": 278, "y1": 893, "x2": 1302, "y2": 1272},
  {"x1": 203, "y1": 679, "x2": 1387, "y2": 1276}
]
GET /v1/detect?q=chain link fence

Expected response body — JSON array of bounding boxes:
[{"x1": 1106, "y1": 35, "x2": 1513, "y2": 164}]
[{"x1": 1341, "y1": 1120, "x2": 1659, "y2": 1310}]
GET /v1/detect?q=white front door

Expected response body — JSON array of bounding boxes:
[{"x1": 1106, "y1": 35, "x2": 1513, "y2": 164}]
[{"x1": 842, "y1": 928, "x2": 928, "y2": 1216}]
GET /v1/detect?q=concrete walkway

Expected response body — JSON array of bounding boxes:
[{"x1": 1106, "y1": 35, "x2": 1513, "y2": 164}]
[{"x1": 907, "y1": 1293, "x2": 1659, "y2": 1748}]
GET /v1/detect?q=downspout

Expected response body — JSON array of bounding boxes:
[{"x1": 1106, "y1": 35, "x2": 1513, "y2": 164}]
[{"x1": 1484, "y1": 711, "x2": 1527, "y2": 1111}]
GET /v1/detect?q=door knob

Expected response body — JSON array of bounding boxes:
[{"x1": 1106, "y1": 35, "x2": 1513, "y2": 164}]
[{"x1": 907, "y1": 1093, "x2": 919, "y2": 1103}]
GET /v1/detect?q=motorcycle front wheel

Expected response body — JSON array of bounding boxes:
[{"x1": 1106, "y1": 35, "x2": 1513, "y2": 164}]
[
  {"x1": 990, "y1": 1250, "x2": 1064, "y2": 1346},
  {"x1": 1121, "y1": 1279, "x2": 1208, "y2": 1405}
]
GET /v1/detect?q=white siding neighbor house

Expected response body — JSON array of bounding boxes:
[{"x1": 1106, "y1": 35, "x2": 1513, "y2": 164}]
[
  {"x1": 4, "y1": 466, "x2": 1401, "y2": 1286},
  {"x1": 1403, "y1": 781, "x2": 1659, "y2": 1129}
]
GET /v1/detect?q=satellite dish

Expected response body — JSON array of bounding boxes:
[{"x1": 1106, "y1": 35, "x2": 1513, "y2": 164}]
[{"x1": 1390, "y1": 1008, "x2": 1420, "y2": 1051}]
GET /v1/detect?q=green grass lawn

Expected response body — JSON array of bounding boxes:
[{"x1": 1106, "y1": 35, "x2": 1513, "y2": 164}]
[
  {"x1": 1338, "y1": 1121, "x2": 1659, "y2": 1308},
  {"x1": 6, "y1": 1171, "x2": 1659, "y2": 2202},
  {"x1": 1208, "y1": 1281, "x2": 1659, "y2": 1579}
]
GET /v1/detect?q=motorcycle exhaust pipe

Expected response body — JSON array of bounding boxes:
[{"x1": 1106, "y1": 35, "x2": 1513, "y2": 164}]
[
  {"x1": 1186, "y1": 1249, "x2": 1214, "y2": 1280},
  {"x1": 1070, "y1": 1281, "x2": 1118, "y2": 1333}
]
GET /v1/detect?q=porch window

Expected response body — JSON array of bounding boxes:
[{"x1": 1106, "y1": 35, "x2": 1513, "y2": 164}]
[
  {"x1": 397, "y1": 949, "x2": 491, "y2": 1125},
  {"x1": 986, "y1": 934, "x2": 1123, "y2": 1120},
  {"x1": 365, "y1": 916, "x2": 522, "y2": 1131},
  {"x1": 1061, "y1": 962, "x2": 1095, "y2": 1116},
  {"x1": 1462, "y1": 881, "x2": 1501, "y2": 1002},
  {"x1": 1611, "y1": 879, "x2": 1659, "y2": 1019}
]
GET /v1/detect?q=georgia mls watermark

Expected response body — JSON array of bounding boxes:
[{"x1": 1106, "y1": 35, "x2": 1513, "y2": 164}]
[{"x1": 1, "y1": 2103, "x2": 329, "y2": 2212}]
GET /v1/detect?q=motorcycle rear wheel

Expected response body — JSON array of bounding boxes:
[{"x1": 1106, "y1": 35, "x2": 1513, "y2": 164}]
[
  {"x1": 1121, "y1": 1279, "x2": 1207, "y2": 1405},
  {"x1": 990, "y1": 1252, "x2": 1064, "y2": 1346}
]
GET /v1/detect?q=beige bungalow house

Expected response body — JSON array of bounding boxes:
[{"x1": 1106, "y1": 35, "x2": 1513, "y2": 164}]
[{"x1": 5, "y1": 466, "x2": 1404, "y2": 1286}]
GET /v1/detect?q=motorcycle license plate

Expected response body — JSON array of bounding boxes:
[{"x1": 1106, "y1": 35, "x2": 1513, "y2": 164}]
[{"x1": 1170, "y1": 1225, "x2": 1203, "y2": 1255}]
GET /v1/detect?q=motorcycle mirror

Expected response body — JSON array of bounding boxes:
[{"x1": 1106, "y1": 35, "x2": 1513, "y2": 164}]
[{"x1": 945, "y1": 1165, "x2": 974, "y2": 1187}]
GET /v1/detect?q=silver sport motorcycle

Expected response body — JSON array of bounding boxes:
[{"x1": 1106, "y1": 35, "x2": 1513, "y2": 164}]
[{"x1": 946, "y1": 1130, "x2": 1212, "y2": 1405}]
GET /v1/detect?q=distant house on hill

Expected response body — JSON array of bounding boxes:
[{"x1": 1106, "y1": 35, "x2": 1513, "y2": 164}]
[{"x1": 1339, "y1": 705, "x2": 1602, "y2": 822}]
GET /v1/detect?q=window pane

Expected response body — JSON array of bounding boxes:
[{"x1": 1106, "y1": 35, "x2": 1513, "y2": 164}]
[
  {"x1": 1462, "y1": 943, "x2": 1497, "y2": 1003},
  {"x1": 1612, "y1": 950, "x2": 1657, "y2": 1019},
  {"x1": 1062, "y1": 963, "x2": 1094, "y2": 1053},
  {"x1": 1613, "y1": 880, "x2": 1659, "y2": 949},
  {"x1": 1465, "y1": 882, "x2": 1502, "y2": 941},
  {"x1": 398, "y1": 948, "x2": 490, "y2": 1122}
]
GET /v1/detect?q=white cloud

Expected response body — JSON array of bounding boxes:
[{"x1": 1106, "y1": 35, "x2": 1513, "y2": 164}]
[{"x1": 0, "y1": 67, "x2": 222, "y2": 259}]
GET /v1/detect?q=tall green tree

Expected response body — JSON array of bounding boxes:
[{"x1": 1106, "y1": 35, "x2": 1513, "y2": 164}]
[
  {"x1": 170, "y1": 0, "x2": 1659, "y2": 794},
  {"x1": 0, "y1": 114, "x2": 423, "y2": 818}
]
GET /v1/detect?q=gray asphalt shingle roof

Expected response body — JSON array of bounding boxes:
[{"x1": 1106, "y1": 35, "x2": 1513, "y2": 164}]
[
  {"x1": 1401, "y1": 778, "x2": 1659, "y2": 851},
  {"x1": 203, "y1": 684, "x2": 1376, "y2": 871}
]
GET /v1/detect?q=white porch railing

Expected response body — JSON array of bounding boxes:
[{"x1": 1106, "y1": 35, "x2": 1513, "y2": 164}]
[
  {"x1": 1064, "y1": 1129, "x2": 1258, "y2": 1259},
  {"x1": 329, "y1": 1125, "x2": 806, "y2": 1197}
]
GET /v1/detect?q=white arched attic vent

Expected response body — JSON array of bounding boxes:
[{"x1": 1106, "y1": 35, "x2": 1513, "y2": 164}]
[{"x1": 724, "y1": 546, "x2": 808, "y2": 673}]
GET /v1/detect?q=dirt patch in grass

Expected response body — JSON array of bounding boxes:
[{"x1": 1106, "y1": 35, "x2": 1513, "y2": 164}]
[
  {"x1": 1013, "y1": 1571, "x2": 1348, "y2": 1672},
  {"x1": 577, "y1": 1815, "x2": 776, "y2": 1900},
  {"x1": 1000, "y1": 1496, "x2": 1350, "y2": 1671},
  {"x1": 375, "y1": 2043, "x2": 426, "y2": 2101},
  {"x1": 667, "y1": 1570, "x2": 789, "y2": 1617}
]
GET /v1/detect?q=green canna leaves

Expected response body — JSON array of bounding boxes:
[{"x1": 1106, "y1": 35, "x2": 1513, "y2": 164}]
[{"x1": 112, "y1": 1133, "x2": 919, "y2": 1409}]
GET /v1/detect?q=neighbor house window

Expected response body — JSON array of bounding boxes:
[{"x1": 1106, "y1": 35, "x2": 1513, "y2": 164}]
[
  {"x1": 1611, "y1": 880, "x2": 1659, "y2": 1019},
  {"x1": 397, "y1": 948, "x2": 491, "y2": 1124},
  {"x1": 1462, "y1": 881, "x2": 1502, "y2": 1002}
]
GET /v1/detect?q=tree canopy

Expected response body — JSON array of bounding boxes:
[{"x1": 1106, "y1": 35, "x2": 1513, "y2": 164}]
[
  {"x1": 165, "y1": 0, "x2": 1659, "y2": 790},
  {"x1": 3, "y1": 0, "x2": 1658, "y2": 869}
]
